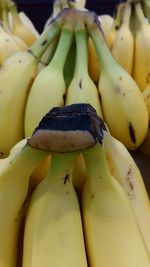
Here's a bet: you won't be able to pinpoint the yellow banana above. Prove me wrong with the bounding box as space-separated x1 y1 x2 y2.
104 131 150 256
133 2 150 91
88 15 113 83
66 22 103 119
87 13 148 149
0 139 49 267
112 2 134 75
24 24 73 137
82 141 150 267
110 2 125 46
8 0 37 46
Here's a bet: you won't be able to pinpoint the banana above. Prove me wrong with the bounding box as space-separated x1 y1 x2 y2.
142 0 150 23
1 6 28 50
22 103 98 267
133 2 150 91
88 15 113 84
0 17 62 156
139 85 150 156
104 131 150 256
24 24 73 137
82 141 150 267
8 0 37 46
0 139 49 267
112 2 134 75
66 22 103 119
110 2 125 46
22 152 88 267
87 12 148 150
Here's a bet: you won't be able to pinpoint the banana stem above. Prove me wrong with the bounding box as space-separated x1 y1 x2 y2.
47 151 79 185
8 1 21 25
111 3 125 32
48 24 73 72
73 22 88 78
29 17 62 62
122 2 132 27
83 142 112 188
87 18 116 71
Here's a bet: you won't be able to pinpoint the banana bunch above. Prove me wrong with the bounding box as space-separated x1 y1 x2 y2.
1 103 150 267
0 0 39 64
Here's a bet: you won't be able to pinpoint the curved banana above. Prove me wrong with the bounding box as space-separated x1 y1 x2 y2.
24 24 73 137
104 131 150 256
0 140 49 267
82 142 150 267
66 22 103 119
22 152 88 267
87 14 148 150
0 19 61 156
8 1 37 46
112 2 134 75
88 15 113 83
133 2 150 91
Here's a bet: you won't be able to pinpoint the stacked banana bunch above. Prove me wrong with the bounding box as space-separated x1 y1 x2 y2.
0 0 39 64
89 0 150 156
0 0 150 266
1 102 150 267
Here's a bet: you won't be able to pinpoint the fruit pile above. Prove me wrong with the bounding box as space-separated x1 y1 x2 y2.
0 0 150 266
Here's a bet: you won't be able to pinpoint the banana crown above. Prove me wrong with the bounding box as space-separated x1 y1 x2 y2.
28 103 106 152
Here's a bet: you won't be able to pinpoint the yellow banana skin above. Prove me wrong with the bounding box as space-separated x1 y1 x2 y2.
22 152 88 267
82 143 150 267
112 3 134 75
104 131 150 256
133 2 150 91
0 142 48 267
0 51 37 157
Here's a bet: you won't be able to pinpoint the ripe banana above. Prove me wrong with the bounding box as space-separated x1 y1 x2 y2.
8 0 37 46
112 2 134 75
110 2 125 46
0 140 49 267
22 152 88 267
87 13 148 149
104 131 150 256
66 22 103 119
82 142 150 267
133 2 150 91
24 24 73 137
0 17 62 156
88 15 113 83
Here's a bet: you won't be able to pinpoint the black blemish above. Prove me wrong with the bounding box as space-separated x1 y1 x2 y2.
98 176 102 179
64 174 70 184
79 79 82 89
129 123 136 144
18 60 22 63
123 93 126 96
91 194 94 198
119 77 122 81
0 152 4 156
115 25 119 30
41 39 48 46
